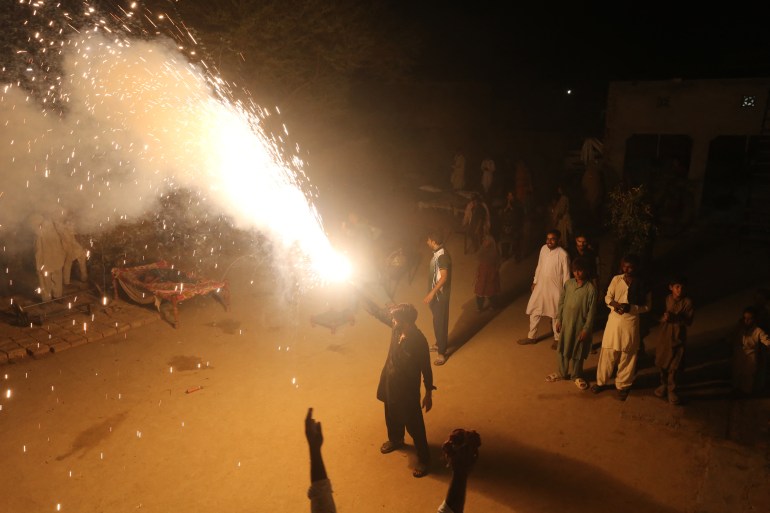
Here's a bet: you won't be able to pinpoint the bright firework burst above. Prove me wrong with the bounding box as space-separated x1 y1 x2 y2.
0 0 351 287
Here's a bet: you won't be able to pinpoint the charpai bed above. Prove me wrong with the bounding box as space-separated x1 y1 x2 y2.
111 260 230 328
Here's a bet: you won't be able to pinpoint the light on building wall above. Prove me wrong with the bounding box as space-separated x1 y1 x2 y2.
741 95 756 108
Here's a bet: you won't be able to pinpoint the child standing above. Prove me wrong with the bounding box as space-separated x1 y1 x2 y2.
732 306 770 396
654 276 694 405
545 257 597 390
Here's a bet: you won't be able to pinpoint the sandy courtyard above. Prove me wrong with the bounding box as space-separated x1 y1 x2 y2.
2 213 770 513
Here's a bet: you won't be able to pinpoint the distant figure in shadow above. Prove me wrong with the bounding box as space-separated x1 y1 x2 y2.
450 151 466 191
498 190 524 261
473 234 501 312
462 193 490 255
480 157 496 199
550 185 572 244
567 233 599 291
514 160 534 255
731 306 770 396
305 408 337 513
653 276 694 405
438 428 482 513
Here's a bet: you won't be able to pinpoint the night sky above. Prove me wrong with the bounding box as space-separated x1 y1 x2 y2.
410 4 770 84
371 4 770 137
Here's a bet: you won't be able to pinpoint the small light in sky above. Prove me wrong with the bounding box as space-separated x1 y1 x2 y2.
566 89 572 95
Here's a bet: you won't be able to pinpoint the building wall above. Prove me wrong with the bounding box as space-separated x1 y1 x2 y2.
603 78 770 212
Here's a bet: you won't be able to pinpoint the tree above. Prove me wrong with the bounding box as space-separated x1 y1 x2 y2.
606 184 657 264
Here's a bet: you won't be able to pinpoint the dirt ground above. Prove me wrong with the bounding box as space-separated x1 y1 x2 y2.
2 188 770 513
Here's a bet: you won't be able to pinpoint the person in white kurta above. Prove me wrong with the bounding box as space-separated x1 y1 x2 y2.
550 186 572 243
518 230 570 345
29 214 66 302
593 255 651 399
450 152 466 191
54 217 88 285
480 158 495 197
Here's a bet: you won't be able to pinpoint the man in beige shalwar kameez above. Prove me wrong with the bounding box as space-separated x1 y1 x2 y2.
592 255 651 400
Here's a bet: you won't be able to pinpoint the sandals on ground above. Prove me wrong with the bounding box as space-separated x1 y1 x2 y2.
545 373 563 382
380 440 403 454
574 378 589 390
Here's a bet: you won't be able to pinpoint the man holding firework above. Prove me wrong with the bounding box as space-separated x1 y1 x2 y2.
368 301 435 478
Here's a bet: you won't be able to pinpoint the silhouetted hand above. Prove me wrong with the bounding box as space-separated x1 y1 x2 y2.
305 408 323 452
442 429 481 473
422 392 433 413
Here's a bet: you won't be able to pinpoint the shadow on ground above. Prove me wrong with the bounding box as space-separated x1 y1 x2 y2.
446 257 534 358
469 439 682 513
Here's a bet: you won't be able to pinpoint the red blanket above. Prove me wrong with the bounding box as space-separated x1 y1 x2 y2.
111 260 229 326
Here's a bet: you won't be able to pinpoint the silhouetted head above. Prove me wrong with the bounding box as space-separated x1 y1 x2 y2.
390 303 418 327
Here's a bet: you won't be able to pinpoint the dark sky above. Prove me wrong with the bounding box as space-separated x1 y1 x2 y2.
409 4 770 85
382 3 770 134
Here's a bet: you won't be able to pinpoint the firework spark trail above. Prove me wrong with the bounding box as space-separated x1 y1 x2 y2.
1 0 350 285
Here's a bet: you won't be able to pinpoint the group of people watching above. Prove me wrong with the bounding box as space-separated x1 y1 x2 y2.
518 228 770 403
321 158 769 511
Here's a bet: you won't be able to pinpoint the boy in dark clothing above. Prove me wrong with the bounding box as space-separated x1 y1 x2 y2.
654 276 694 405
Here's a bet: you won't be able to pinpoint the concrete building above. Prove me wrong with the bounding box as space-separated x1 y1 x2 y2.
603 78 770 224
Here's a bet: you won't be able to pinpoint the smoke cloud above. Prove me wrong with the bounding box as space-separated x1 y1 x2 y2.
1 14 346 285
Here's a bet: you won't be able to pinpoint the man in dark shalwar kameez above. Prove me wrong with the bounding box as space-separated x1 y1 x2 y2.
370 302 435 478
